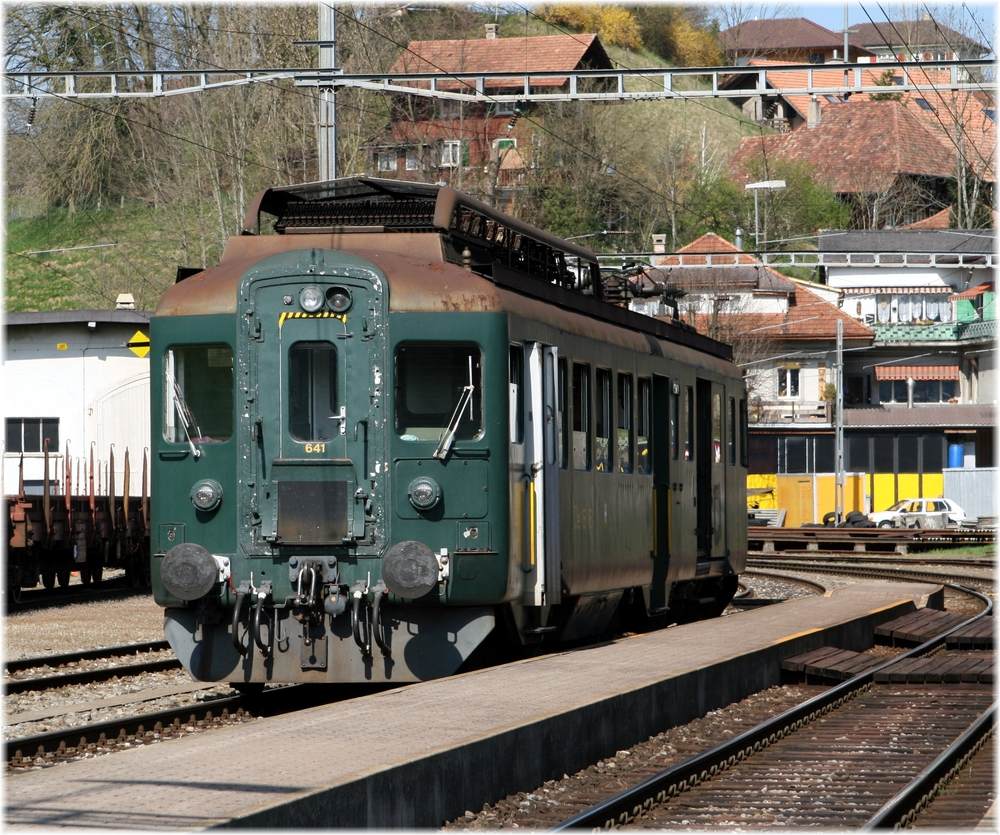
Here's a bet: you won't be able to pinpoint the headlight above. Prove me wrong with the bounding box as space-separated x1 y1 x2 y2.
407 476 441 511
299 285 324 313
326 286 353 313
191 479 223 511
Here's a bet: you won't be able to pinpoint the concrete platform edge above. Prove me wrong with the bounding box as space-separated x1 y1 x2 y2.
223 593 934 829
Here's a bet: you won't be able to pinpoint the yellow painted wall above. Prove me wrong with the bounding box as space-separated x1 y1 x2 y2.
749 471 947 525
872 473 897 511
922 473 944 498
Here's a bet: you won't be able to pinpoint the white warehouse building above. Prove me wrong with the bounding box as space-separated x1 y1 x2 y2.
3 308 151 497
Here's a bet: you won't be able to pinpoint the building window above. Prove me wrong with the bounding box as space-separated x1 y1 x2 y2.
491 99 517 116
376 151 396 172
5 417 59 454
777 367 800 398
440 140 462 168
879 380 909 404
438 99 462 119
404 147 421 171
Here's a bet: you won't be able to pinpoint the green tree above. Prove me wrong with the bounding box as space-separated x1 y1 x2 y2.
869 69 904 101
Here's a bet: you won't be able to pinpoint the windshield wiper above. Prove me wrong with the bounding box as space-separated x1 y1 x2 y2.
170 377 203 459
433 356 475 461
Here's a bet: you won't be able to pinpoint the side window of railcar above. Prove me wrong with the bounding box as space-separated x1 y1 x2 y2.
670 386 679 461
739 398 748 467
637 378 651 474
617 373 633 473
595 369 612 472
728 396 737 465
572 363 591 470
558 358 568 469
509 346 524 444
163 344 233 443
289 341 338 442
395 343 482 442
684 385 694 461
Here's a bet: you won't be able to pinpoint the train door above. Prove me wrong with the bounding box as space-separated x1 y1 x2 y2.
695 378 712 557
650 375 671 610
710 383 727 557
522 342 561 607
242 270 386 553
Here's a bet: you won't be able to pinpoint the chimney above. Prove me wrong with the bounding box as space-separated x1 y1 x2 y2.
735 227 744 249
115 293 136 310
485 23 498 39
651 234 667 254
807 95 821 128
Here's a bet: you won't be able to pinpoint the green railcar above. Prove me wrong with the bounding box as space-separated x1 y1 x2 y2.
151 178 747 685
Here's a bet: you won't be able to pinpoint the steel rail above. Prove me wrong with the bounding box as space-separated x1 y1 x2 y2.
6 693 245 764
6 640 169 674
5 658 181 695
864 702 996 829
746 558 994 589
552 572 991 830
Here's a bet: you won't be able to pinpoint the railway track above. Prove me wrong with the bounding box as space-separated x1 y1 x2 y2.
548 567 993 830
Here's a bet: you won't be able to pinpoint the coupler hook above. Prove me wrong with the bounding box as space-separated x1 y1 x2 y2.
231 582 251 655
252 581 274 656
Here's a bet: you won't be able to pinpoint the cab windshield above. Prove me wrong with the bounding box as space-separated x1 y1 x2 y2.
163 344 234 443
395 343 482 442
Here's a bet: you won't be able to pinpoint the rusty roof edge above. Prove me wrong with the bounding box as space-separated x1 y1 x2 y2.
432 185 598 262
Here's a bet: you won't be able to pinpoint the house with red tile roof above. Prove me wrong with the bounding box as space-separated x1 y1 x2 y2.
365 27 612 203
718 17 873 64
728 98 992 227
851 19 988 63
625 232 873 428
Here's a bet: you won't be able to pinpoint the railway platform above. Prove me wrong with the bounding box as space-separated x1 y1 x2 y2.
5 580 941 830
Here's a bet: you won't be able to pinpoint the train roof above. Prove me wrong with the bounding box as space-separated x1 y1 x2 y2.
164 177 733 362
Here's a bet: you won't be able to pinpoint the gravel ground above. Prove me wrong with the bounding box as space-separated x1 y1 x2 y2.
444 683 829 830
4 593 164 660
736 573 826 600
5 648 174 681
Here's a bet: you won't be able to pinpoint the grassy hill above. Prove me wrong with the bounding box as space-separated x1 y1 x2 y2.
5 203 225 313
6 17 760 313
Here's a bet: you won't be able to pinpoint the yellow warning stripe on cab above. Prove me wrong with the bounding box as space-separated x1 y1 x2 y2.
278 311 348 329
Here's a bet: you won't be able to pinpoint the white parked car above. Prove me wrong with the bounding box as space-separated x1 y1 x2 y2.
869 498 971 529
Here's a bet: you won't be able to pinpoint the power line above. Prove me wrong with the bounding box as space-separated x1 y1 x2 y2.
920 3 994 99
510 1 780 233
329 3 725 231
960 3 995 55
859 3 994 178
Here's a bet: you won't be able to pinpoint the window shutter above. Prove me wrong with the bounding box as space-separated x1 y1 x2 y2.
461 140 469 166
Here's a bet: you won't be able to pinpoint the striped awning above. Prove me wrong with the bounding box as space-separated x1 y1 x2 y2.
874 364 960 381
842 286 953 295
952 282 993 300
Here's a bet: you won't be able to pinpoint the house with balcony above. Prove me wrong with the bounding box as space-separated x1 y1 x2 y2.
365 26 613 205
630 229 996 522
815 228 996 513
850 18 989 63
718 17 873 64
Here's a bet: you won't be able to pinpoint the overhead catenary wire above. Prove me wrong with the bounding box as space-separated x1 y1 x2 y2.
327 3 728 232
511 1 781 234
860 3 994 178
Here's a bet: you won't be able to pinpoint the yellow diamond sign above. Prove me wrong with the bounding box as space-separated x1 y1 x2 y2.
127 330 150 358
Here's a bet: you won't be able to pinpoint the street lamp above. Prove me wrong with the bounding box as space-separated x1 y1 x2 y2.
744 179 786 251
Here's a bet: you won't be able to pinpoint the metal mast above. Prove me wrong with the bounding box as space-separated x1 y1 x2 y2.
834 319 845 525
317 4 337 180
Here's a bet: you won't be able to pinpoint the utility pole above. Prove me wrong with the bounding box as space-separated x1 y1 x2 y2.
317 4 337 181
843 3 849 60
834 319 845 525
